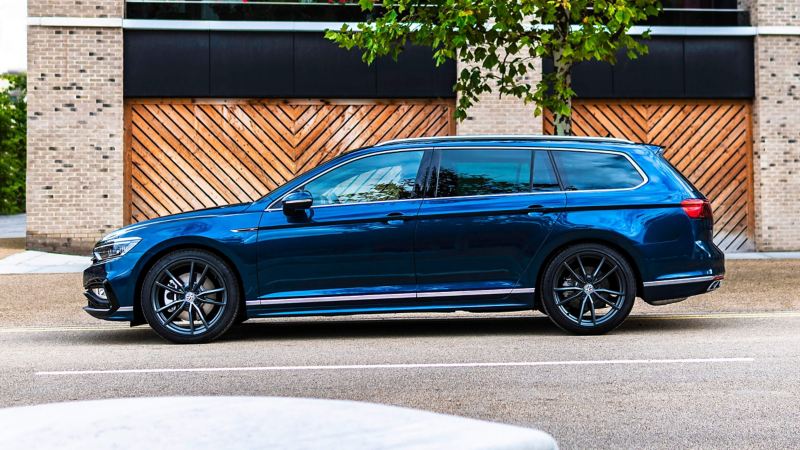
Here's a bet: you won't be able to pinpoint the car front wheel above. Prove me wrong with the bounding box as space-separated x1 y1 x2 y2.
141 249 240 344
540 244 636 334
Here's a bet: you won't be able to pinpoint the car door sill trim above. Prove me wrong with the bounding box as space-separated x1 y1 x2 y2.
642 275 720 287
246 288 535 306
417 287 535 298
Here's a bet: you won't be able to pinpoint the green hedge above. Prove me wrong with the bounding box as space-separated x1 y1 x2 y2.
0 73 26 215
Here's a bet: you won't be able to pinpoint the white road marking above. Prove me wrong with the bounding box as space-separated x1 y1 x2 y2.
36 357 754 376
4 311 800 334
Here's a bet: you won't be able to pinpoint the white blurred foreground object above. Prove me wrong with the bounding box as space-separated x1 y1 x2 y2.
0 396 558 450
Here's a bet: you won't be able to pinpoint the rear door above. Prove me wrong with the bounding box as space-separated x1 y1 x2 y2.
414 148 566 299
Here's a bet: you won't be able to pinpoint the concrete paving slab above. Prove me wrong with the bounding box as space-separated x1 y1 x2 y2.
725 251 800 260
0 396 558 450
0 250 90 274
0 245 796 275
0 214 24 238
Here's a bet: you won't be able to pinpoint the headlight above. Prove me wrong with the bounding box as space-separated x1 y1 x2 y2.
92 237 141 263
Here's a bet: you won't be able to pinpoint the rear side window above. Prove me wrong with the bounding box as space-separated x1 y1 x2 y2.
552 150 643 190
436 149 531 197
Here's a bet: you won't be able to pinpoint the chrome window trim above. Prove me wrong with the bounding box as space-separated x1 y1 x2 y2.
265 145 649 211
544 147 649 192
642 275 718 287
246 287 535 306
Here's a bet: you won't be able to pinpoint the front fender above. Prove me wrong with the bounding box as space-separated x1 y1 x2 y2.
102 211 263 314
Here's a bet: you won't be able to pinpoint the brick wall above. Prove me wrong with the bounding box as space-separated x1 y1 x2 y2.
27 0 124 254
750 0 799 26
751 38 800 250
456 58 544 135
750 0 800 250
28 0 122 18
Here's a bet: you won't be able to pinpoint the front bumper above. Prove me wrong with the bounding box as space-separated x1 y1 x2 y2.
641 274 724 305
83 263 134 321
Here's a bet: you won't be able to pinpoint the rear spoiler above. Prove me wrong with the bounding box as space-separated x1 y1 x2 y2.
644 144 665 155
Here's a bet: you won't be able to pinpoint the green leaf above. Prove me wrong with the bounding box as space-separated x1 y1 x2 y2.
320 0 660 130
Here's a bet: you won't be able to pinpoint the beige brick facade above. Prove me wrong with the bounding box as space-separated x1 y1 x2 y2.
750 0 800 250
28 0 122 18
27 0 124 254
456 58 544 135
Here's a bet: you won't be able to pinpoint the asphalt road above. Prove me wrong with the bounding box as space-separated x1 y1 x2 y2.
1 257 799 449
1 312 799 448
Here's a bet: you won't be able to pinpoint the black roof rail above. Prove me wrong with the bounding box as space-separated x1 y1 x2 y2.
374 135 635 147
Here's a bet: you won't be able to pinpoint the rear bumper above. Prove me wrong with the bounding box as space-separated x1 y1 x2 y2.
641 274 724 304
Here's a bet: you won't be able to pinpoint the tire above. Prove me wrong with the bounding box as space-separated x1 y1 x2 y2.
141 249 240 344
539 243 636 335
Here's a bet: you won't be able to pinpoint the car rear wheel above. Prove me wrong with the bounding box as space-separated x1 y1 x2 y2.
141 249 240 344
540 244 636 334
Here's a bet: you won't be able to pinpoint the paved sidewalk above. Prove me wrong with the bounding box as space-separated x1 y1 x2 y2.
0 250 90 274
726 252 800 259
0 247 799 275
0 214 25 238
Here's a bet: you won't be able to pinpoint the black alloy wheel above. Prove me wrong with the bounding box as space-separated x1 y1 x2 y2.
539 244 636 334
141 249 240 344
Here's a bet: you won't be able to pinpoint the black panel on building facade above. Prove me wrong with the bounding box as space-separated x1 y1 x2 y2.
568 60 614 98
124 31 210 97
293 33 378 98
375 45 455 98
125 30 457 99
613 38 685 98
542 37 754 99
684 38 754 98
209 32 294 97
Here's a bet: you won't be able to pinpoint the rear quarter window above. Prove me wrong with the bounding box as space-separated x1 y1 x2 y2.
552 150 644 190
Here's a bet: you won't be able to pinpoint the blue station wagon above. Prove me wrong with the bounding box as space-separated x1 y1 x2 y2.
84 136 725 343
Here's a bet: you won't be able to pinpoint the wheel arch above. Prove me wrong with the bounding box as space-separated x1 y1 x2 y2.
131 238 247 326
533 236 644 305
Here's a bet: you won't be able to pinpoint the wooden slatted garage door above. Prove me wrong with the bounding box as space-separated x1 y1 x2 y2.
124 99 455 223
544 99 754 252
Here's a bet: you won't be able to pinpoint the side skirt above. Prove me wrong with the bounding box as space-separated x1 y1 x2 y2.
245 292 534 318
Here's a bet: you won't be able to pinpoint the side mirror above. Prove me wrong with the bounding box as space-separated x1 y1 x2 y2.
282 191 313 214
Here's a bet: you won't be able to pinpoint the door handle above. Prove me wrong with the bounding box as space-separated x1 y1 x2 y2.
385 212 406 225
525 204 546 216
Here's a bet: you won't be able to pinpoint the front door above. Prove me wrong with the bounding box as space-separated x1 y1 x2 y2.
256 149 429 304
415 148 566 299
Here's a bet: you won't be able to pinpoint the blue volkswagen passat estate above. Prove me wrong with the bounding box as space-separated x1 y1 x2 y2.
84 136 724 343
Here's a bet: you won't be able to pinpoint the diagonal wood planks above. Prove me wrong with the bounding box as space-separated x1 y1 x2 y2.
126 99 455 223
544 100 754 252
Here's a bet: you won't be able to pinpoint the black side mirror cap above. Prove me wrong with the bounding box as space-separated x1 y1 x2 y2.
282 191 313 214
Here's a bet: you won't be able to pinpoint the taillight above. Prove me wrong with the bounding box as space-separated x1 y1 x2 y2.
681 199 713 225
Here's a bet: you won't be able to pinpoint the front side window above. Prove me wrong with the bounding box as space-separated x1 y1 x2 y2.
436 149 532 197
552 150 644 190
303 151 424 206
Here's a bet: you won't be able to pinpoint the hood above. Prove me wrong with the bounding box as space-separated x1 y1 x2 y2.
100 203 251 242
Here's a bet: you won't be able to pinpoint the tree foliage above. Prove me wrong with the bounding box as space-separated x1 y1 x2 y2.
0 72 26 215
326 0 660 135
